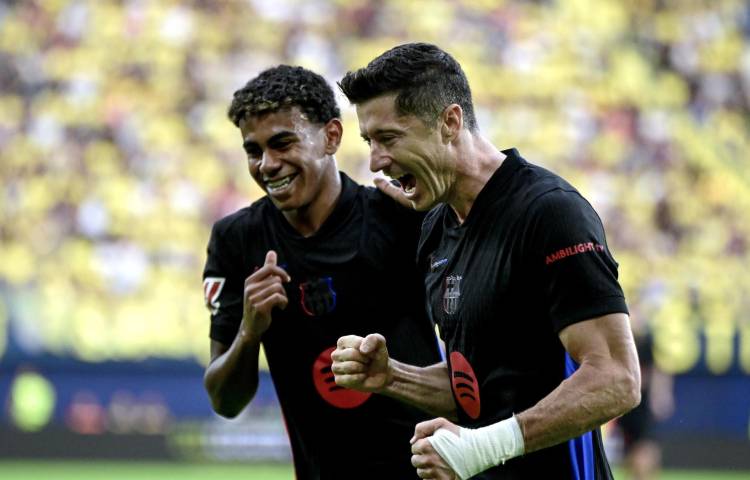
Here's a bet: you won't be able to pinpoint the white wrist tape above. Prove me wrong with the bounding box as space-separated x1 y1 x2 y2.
427 416 525 480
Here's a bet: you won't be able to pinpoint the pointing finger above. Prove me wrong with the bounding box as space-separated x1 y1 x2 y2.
252 250 290 282
265 250 277 266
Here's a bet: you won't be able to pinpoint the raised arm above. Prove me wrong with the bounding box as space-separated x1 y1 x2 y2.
332 334 457 420
203 251 290 418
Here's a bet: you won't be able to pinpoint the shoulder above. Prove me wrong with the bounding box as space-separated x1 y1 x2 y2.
523 186 603 234
211 197 271 238
504 159 595 221
520 187 603 241
501 160 606 241
528 187 590 214
360 181 394 209
361 182 426 226
515 160 579 202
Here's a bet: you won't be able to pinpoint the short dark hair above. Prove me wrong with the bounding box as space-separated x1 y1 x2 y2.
228 65 340 127
339 43 477 131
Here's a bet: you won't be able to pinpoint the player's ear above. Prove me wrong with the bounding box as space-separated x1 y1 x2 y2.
440 104 462 143
324 118 343 154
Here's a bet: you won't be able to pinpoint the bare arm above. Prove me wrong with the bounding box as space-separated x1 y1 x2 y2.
203 332 262 418
203 251 289 418
384 358 457 420
332 334 458 420
517 312 641 453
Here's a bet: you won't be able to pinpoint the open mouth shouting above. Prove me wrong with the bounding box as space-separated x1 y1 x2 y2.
395 173 417 197
265 173 298 194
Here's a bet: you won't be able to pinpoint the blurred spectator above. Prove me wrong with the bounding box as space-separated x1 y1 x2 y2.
0 0 747 378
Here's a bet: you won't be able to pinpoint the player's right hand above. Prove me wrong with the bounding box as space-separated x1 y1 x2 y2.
331 333 392 392
411 418 460 479
241 250 290 338
374 177 414 209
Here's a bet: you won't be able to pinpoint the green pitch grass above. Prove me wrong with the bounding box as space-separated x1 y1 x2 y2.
0 461 291 480
0 461 747 479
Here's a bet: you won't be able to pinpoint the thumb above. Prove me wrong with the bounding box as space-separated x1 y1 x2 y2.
360 333 386 356
411 418 450 444
265 250 278 267
374 178 412 209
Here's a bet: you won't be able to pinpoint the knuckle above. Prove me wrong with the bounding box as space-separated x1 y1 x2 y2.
335 361 349 374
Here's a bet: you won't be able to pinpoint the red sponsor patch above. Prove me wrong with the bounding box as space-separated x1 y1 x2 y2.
450 351 480 419
312 347 371 409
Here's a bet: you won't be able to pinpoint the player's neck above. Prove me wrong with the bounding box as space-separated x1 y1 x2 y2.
449 138 505 224
283 169 342 237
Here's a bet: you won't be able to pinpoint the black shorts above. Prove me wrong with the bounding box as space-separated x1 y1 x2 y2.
618 390 654 451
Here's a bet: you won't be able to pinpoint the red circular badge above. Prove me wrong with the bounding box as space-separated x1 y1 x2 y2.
450 351 480 419
312 347 371 409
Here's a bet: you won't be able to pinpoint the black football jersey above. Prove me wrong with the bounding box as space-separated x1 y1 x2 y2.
203 173 441 480
419 149 627 479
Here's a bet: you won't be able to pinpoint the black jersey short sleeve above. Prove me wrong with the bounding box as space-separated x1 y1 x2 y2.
525 189 628 333
203 219 245 346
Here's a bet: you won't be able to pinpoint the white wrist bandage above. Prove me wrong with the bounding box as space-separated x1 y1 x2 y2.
427 416 525 480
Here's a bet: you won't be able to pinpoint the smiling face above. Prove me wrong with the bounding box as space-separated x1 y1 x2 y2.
356 94 455 211
239 107 340 215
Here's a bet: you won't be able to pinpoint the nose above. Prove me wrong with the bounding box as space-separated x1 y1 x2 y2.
259 150 282 175
369 143 391 173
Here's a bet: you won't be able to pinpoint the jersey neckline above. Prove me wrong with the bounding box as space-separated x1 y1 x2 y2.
444 148 525 230
270 171 359 241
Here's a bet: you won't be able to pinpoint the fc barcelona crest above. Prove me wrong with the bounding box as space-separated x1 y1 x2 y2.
443 275 462 315
299 276 337 317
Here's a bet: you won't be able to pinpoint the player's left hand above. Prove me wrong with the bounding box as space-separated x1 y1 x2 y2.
410 418 461 479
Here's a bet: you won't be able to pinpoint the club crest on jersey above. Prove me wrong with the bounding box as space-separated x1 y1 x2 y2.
203 277 226 315
443 275 463 315
299 277 337 317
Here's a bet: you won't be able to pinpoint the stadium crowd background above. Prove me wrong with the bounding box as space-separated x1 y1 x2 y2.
0 0 749 455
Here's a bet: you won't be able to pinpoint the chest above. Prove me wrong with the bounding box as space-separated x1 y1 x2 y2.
425 219 521 334
240 216 422 347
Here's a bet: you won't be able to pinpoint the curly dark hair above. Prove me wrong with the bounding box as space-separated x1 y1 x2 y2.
228 65 340 127
339 43 477 131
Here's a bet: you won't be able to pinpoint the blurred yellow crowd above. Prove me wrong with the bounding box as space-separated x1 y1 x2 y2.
0 0 748 372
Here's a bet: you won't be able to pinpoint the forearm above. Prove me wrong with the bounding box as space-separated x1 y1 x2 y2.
204 330 262 418
517 360 640 453
382 360 458 420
